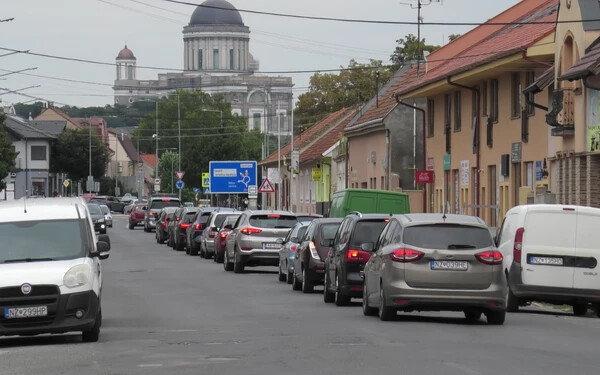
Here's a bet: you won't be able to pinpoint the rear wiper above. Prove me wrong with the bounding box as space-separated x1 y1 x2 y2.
274 226 291 229
447 244 477 249
3 257 55 263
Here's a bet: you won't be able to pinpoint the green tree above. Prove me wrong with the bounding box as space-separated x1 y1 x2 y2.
390 33 439 70
158 150 178 193
448 34 462 42
0 113 19 190
50 129 109 182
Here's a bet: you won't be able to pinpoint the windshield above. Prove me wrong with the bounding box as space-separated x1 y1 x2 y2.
350 220 388 248
0 219 87 263
87 204 102 215
100 206 110 215
249 215 298 229
150 200 181 209
403 224 493 250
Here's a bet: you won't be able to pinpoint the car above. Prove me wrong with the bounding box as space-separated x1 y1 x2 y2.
155 207 178 244
184 207 221 256
323 213 390 306
122 198 138 214
90 195 126 213
99 204 113 228
128 203 147 230
213 215 240 263
0 197 110 342
291 218 342 293
172 207 199 251
329 189 410 217
295 213 323 222
144 195 181 232
362 214 506 324
224 211 298 273
167 207 185 248
87 203 108 234
496 204 600 317
199 209 238 258
278 222 310 284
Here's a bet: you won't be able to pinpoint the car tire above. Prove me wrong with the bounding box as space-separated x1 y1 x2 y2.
129 223 134 230
506 284 519 313
596 304 600 318
176 237 184 251
302 266 314 294
334 273 350 306
224 250 234 271
323 271 335 303
486 310 506 325
278 261 287 282
573 302 588 316
159 234 165 245
378 287 395 321
233 248 245 274
190 243 198 256
215 251 224 264
464 311 482 323
82 308 101 343
362 285 377 316
292 269 302 291
185 243 190 255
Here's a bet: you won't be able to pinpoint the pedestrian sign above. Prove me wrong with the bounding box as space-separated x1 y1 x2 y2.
193 187 200 194
203 187 210 194
202 172 210 187
258 178 275 193
176 180 185 190
176 171 185 180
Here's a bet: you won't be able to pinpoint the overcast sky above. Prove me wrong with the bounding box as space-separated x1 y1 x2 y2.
1 0 521 109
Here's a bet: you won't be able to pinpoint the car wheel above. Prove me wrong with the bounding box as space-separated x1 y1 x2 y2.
224 250 233 271
190 242 198 256
334 273 350 306
486 310 506 325
216 251 224 264
362 284 377 316
278 260 286 282
199 245 206 258
378 286 395 321
82 308 101 343
323 271 335 303
506 284 519 312
233 248 245 274
144 225 150 233
291 268 302 291
302 266 314 294
176 237 184 251
596 304 600 318
129 223 134 230
159 234 165 244
573 302 588 316
464 311 482 323
185 242 191 255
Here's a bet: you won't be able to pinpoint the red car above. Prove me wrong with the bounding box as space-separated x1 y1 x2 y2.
129 203 147 230
213 215 239 263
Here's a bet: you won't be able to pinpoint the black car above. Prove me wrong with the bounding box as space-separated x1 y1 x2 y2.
292 218 342 293
172 207 199 251
87 203 108 234
323 213 389 306
155 207 178 244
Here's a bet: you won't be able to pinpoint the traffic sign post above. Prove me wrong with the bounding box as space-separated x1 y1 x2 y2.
193 187 200 194
176 180 185 190
154 177 161 185
63 180 70 188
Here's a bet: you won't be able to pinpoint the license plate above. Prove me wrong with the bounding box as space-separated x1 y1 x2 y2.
4 306 48 319
430 260 468 271
529 256 564 266
263 243 281 249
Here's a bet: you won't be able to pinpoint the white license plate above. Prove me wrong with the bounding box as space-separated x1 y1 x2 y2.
4 306 48 319
529 256 564 266
430 260 468 271
263 243 281 249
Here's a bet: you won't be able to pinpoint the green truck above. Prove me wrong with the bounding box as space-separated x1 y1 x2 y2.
328 189 410 218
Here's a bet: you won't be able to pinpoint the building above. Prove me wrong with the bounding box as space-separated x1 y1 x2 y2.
113 0 293 138
397 0 558 226
34 107 83 130
107 129 142 196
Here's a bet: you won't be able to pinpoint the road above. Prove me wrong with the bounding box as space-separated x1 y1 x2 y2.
1 215 599 375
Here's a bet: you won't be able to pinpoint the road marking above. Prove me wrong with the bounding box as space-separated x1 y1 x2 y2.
445 362 482 375
137 364 164 368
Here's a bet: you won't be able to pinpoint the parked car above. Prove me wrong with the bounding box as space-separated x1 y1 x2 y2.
172 207 199 251
99 204 113 228
295 213 323 222
278 222 310 284
90 195 126 213
128 203 147 230
323 213 390 306
199 209 238 258
328 189 410 218
292 218 342 293
213 215 241 263
0 197 110 342
145 195 181 232
224 211 298 273
87 203 108 234
362 214 506 324
184 207 221 256
497 204 600 317
155 207 178 244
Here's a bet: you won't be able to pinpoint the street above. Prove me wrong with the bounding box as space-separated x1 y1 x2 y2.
1 215 599 375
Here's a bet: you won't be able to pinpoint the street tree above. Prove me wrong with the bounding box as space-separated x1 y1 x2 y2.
51 129 109 182
0 113 19 190
158 150 178 193
390 33 439 69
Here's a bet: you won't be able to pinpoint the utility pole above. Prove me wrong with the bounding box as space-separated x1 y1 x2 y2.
277 101 281 211
399 0 441 75
177 94 181 200
155 100 159 181
88 116 92 194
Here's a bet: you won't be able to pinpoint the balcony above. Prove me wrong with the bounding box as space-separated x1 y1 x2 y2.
546 88 575 136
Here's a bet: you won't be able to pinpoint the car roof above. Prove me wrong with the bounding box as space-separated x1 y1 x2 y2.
0 197 87 223
311 218 343 225
393 213 487 227
346 213 391 221
245 210 296 216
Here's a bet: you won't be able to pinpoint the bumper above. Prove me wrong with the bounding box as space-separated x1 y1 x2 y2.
205 239 215 254
340 271 365 298
93 222 106 232
145 220 156 229
239 249 279 267
0 290 99 337
307 259 326 283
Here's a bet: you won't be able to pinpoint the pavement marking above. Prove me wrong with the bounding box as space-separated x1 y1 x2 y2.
445 361 482 375
205 357 239 362
137 364 164 368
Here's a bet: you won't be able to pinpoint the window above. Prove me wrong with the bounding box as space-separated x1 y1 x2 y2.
454 91 462 132
482 81 488 117
238 49 241 69
213 49 219 69
30 145 46 161
198 49 203 70
229 49 234 70
116 65 120 80
472 86 479 120
525 71 535 116
427 99 434 138
444 94 452 153
490 79 499 122
511 72 521 118
278 113 285 132
252 113 261 131
404 224 493 249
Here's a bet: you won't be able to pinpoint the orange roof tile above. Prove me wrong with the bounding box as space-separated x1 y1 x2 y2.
300 108 358 162
140 154 157 167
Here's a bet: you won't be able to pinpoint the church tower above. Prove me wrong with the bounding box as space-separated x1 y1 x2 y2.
116 45 137 80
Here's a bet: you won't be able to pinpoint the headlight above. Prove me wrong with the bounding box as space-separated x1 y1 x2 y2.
63 264 91 288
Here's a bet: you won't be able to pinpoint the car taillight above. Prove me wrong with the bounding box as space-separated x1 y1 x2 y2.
309 242 320 260
162 221 167 228
195 223 201 230
241 227 262 235
514 227 524 264
475 250 503 265
219 232 229 239
148 212 155 217
176 217 180 221
346 249 371 263
389 248 424 263
209 229 216 238
180 223 190 229
290 244 298 252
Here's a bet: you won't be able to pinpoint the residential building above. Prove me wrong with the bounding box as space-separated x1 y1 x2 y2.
107 129 141 195
34 107 83 130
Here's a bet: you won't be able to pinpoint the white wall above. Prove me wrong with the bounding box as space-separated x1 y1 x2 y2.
13 139 50 171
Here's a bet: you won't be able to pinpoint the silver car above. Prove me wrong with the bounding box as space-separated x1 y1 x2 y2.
200 209 238 258
362 214 507 324
99 204 113 228
224 210 298 273
278 222 310 284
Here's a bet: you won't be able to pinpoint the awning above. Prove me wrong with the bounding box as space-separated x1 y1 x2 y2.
558 39 600 81
523 66 554 94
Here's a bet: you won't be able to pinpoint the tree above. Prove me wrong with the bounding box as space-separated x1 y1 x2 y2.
390 33 439 70
51 129 109 182
158 151 178 193
448 34 462 42
0 113 19 190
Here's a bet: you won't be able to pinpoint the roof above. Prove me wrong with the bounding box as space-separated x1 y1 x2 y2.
300 108 358 162
108 128 139 162
34 107 83 130
559 37 600 81
398 0 558 96
117 45 136 60
0 197 86 223
524 65 554 93
28 120 67 137
4 115 57 139
140 154 157 167
396 213 487 227
189 0 244 26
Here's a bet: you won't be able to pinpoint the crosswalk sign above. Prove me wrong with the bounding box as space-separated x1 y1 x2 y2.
202 172 210 188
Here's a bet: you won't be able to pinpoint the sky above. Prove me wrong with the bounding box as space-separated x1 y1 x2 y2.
0 0 521 109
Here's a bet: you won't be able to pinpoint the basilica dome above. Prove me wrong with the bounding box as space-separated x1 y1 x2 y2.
189 0 244 26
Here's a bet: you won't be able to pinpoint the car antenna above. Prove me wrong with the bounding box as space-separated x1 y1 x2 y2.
23 190 28 213
442 200 447 221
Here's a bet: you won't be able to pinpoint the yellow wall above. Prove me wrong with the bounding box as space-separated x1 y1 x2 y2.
347 129 388 190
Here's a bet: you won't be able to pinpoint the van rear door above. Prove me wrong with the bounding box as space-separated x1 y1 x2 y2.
573 208 600 290
522 207 576 288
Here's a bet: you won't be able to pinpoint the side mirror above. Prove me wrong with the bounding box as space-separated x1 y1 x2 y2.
321 238 334 247
97 234 111 250
276 238 284 245
361 242 374 252
92 241 110 260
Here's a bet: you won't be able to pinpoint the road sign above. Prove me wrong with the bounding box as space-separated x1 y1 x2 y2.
415 170 434 184
176 180 185 190
193 187 200 194
153 184 160 192
154 177 161 185
176 171 185 180
203 187 210 194
209 161 257 194
248 185 257 195
63 180 70 188
258 178 275 193
202 172 210 188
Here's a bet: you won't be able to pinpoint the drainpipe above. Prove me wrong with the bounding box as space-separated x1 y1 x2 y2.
521 50 551 111
345 138 349 189
394 95 426 213
386 129 391 190
447 78 481 217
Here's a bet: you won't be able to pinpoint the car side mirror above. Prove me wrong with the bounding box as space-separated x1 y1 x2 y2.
97 234 111 250
321 238 334 247
92 241 110 260
361 242 374 252
276 238 284 245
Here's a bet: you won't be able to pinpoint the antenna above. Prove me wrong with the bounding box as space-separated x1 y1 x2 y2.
398 0 442 75
24 190 28 213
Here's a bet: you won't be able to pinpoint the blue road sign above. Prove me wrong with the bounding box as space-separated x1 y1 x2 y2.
209 161 257 194
176 180 185 190
193 187 200 194
203 188 210 194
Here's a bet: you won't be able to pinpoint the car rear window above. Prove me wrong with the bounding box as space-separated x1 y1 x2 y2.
320 223 340 240
403 224 493 250
183 211 197 223
150 199 180 209
214 214 235 228
249 214 298 229
350 220 388 247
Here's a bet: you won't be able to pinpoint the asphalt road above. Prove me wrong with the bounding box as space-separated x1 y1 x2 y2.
1 215 599 375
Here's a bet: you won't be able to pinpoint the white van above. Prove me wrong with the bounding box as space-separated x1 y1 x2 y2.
496 204 600 316
0 198 110 342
